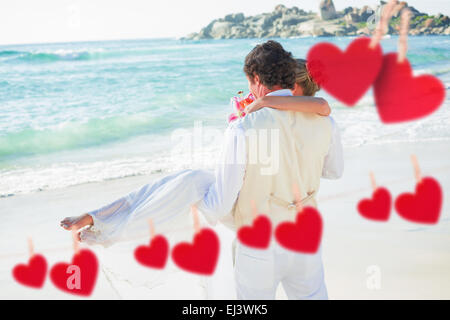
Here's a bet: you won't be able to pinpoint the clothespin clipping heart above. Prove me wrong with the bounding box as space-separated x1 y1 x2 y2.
237 200 272 249
171 206 220 275
12 237 48 289
374 9 445 123
394 155 442 224
49 229 98 296
274 184 323 254
134 219 169 269
306 0 400 106
357 172 392 222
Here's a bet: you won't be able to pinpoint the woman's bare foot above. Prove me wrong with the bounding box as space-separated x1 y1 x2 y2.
60 214 93 231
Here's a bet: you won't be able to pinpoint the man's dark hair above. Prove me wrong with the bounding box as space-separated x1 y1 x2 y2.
244 40 297 90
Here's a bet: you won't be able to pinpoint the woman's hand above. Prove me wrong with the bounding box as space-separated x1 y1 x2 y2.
244 98 265 114
316 98 331 116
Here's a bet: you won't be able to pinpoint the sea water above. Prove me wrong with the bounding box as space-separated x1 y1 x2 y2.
0 36 449 196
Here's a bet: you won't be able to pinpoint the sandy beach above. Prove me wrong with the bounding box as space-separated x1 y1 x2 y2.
1 140 449 300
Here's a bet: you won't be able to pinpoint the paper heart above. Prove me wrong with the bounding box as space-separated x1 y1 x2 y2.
237 215 272 249
275 207 323 254
357 187 392 222
134 235 169 269
171 228 219 275
12 254 47 289
307 37 383 106
374 53 445 123
395 177 442 224
50 249 98 296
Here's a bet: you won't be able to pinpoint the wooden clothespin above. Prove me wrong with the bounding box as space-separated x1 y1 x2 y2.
192 205 201 234
370 171 378 191
148 219 155 239
27 236 34 258
410 155 422 183
71 228 80 255
250 200 258 220
369 0 398 49
397 9 411 63
292 183 304 213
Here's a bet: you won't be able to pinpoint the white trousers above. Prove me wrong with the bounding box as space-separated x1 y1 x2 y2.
234 241 328 300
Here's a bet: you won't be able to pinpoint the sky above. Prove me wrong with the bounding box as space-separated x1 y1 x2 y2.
0 0 449 45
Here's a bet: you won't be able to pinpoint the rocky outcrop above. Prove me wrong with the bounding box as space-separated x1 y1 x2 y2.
344 6 374 23
320 0 337 20
183 1 450 40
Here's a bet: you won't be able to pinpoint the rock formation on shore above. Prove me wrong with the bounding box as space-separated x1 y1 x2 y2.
183 1 450 40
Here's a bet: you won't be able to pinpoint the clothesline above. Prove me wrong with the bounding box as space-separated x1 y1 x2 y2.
1 163 449 261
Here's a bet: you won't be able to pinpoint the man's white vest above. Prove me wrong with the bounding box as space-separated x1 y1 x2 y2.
228 103 332 230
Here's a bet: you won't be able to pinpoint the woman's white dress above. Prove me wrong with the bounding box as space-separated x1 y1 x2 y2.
80 122 247 246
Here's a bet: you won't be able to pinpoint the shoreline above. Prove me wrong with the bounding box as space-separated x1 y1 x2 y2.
2 34 450 49
3 138 450 199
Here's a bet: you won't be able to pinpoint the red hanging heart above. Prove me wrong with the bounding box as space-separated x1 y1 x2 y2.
12 254 47 289
237 215 272 249
395 177 442 224
274 207 323 254
171 228 219 275
307 37 383 106
50 249 98 296
134 235 169 269
374 53 445 123
357 187 392 222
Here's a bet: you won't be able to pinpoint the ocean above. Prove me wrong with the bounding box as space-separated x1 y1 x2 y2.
0 36 449 197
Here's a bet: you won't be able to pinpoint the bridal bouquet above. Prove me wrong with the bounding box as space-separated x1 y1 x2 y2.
228 91 255 123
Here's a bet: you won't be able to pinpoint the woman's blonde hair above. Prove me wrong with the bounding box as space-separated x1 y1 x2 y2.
294 59 320 96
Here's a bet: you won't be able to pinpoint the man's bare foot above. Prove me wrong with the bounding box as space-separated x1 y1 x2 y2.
60 214 93 231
